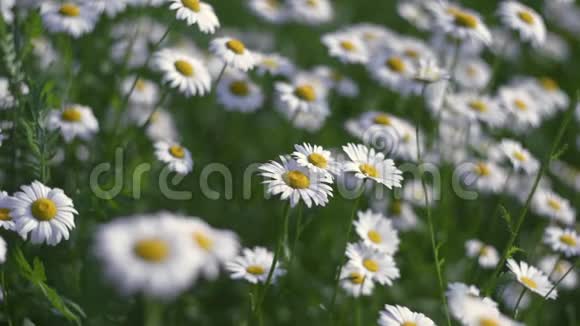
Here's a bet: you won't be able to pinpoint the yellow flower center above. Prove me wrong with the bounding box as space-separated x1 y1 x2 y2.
513 151 527 161
373 114 392 125
31 198 57 221
556 262 566 274
452 10 478 28
306 0 318 7
135 79 147 92
386 57 405 73
169 145 186 159
262 58 279 69
307 153 328 168
174 60 194 77
389 200 402 216
226 39 246 55
474 162 491 176
539 77 558 91
0 208 11 221
58 4 81 17
479 318 500 326
404 49 419 59
402 322 417 326
359 164 379 178
266 0 280 8
362 259 379 272
367 230 382 244
479 246 490 256
349 272 364 284
134 239 169 262
514 99 528 111
466 66 478 77
246 265 265 275
229 80 250 96
469 100 488 113
518 10 535 25
294 85 317 102
193 231 213 251
520 276 538 289
284 170 311 189
181 0 201 12
559 234 577 247
61 108 82 122
547 198 562 211
340 41 356 52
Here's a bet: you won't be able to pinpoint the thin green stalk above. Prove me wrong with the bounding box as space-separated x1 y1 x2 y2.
513 286 527 319
143 298 164 326
214 63 228 90
416 83 452 326
485 98 577 296
255 202 291 319
289 203 304 270
1 270 12 326
543 261 578 301
328 191 363 320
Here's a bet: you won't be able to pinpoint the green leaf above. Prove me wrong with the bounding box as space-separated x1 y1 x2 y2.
499 205 514 235
551 144 568 160
31 258 47 283
38 283 81 325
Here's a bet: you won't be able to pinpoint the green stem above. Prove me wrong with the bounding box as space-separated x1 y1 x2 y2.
143 298 164 326
289 203 303 270
543 261 578 300
485 98 576 296
513 286 527 319
1 270 12 326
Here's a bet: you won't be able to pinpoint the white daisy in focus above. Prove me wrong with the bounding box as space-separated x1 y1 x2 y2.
531 189 575 225
255 52 295 77
217 72 264 113
498 1 546 46
169 0 219 34
339 264 375 297
259 156 333 208
465 239 499 268
154 141 194 175
538 256 577 290
47 105 99 143
94 214 202 300
248 0 289 24
321 32 369 64
354 210 399 254
292 143 338 177
346 242 399 286
498 139 539 174
543 226 580 257
0 191 16 231
454 58 491 91
498 86 541 129
378 304 435 326
226 246 285 284
9 181 77 246
153 49 211 97
289 0 333 25
173 216 239 279
342 143 403 189
507 259 557 299
41 2 100 38
122 77 159 106
447 93 504 127
209 37 257 72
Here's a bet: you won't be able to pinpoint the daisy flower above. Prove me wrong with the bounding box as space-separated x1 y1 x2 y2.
339 264 375 297
153 49 211 97
169 0 219 34
462 160 506 193
313 67 359 98
498 139 539 174
414 59 449 84
248 0 289 24
255 52 295 77
345 242 399 285
507 259 557 299
522 77 569 115
538 256 577 290
154 141 194 175
122 77 160 106
289 0 333 25
447 93 504 127
342 143 403 189
460 296 520 326
446 282 499 323
454 58 491 91
397 0 434 31
94 214 202 299
9 181 77 246
368 50 419 95
354 210 400 254
402 179 437 207
274 79 329 117
41 1 100 38
259 156 333 208
291 143 338 177
465 239 500 268
93 0 128 17
47 105 99 143
543 226 580 257
209 37 257 72
145 109 179 141
378 304 435 326
216 72 264 113
498 1 546 46
172 216 239 279
380 199 419 232
498 86 542 129
0 191 16 231
432 3 492 45
531 189 575 225
321 32 369 64
226 246 285 284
